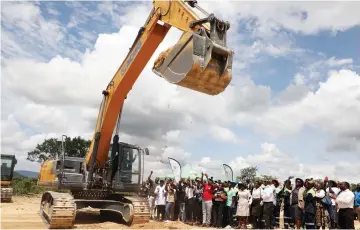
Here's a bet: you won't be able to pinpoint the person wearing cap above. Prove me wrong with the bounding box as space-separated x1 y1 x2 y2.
336 181 355 229
304 179 316 229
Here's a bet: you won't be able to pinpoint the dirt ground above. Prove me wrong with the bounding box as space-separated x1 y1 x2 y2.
1 195 359 229
0 195 201 229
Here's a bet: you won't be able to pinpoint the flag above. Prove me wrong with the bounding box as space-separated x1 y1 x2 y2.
223 164 233 181
168 157 181 183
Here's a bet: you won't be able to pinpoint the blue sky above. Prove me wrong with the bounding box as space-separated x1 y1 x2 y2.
1 1 360 182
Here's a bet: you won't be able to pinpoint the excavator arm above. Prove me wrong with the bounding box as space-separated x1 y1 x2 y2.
84 0 234 183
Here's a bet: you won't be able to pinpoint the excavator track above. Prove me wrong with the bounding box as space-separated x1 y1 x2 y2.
40 191 76 229
124 195 150 225
1 187 14 202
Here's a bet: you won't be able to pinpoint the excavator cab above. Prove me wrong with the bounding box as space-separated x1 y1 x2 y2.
1 154 17 202
153 3 233 96
107 142 149 193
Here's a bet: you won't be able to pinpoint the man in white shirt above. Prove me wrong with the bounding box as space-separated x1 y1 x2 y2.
261 180 275 229
155 179 167 221
336 181 355 229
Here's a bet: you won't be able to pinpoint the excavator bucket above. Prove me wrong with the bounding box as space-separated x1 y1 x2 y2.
153 17 233 96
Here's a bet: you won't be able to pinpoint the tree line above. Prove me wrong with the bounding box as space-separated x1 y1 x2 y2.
27 136 91 163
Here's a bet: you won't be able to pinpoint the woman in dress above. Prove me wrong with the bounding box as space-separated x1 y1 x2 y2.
314 181 329 229
236 182 252 229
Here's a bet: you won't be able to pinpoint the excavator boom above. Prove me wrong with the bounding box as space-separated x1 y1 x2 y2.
85 0 233 172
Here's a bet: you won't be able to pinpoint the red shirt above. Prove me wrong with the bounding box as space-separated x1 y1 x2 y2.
203 183 214 201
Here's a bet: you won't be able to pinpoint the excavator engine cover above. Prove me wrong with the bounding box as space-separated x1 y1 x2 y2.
153 15 233 96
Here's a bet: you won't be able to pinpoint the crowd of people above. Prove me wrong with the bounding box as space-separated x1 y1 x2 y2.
140 171 360 229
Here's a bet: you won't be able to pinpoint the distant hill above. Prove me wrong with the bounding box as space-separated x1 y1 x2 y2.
15 170 39 179
13 171 26 179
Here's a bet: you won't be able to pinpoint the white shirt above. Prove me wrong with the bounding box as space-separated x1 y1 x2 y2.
315 189 325 198
155 185 166 205
262 185 275 203
252 187 262 199
336 189 354 209
185 186 194 199
326 187 340 206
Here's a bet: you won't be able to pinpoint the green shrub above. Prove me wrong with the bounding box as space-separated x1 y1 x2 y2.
12 177 70 195
12 178 46 195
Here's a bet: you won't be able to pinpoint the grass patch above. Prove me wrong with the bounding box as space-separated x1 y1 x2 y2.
12 178 69 195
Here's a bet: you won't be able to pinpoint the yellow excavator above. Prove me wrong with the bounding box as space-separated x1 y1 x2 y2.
36 0 233 228
1 154 17 202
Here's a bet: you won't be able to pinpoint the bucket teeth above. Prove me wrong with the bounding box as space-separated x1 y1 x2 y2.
153 30 233 96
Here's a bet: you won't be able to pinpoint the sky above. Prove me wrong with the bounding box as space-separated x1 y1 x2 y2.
1 1 360 183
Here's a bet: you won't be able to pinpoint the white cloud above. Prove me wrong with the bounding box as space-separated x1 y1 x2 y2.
193 143 360 183
203 2 360 35
162 130 181 144
229 157 251 173
209 126 240 144
326 57 353 67
247 70 360 151
1 2 65 59
295 56 356 89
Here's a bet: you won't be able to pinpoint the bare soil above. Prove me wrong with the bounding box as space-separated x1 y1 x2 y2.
0 195 200 229
1 195 359 229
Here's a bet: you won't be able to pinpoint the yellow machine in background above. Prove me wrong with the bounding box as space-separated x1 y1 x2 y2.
37 0 234 228
1 154 17 202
